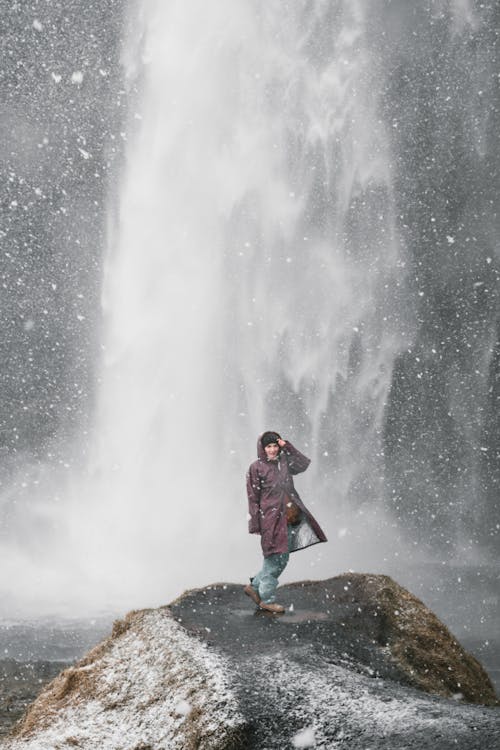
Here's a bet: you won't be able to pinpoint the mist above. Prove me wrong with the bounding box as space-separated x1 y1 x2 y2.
0 0 498 676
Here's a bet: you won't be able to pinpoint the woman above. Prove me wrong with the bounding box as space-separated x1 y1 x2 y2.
245 431 327 613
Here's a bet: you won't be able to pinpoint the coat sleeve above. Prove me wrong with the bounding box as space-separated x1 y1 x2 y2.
283 441 310 475
246 463 262 534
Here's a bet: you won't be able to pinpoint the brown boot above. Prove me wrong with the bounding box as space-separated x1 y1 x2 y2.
258 601 285 614
244 584 261 606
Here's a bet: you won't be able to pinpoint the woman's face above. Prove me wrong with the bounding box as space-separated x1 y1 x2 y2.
264 442 280 460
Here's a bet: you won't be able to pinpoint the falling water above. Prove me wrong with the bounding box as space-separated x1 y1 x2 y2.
74 0 413 607
0 0 498 618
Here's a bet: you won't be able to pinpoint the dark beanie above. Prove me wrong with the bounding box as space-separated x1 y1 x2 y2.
261 431 281 449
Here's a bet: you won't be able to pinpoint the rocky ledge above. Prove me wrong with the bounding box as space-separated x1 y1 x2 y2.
2 574 499 749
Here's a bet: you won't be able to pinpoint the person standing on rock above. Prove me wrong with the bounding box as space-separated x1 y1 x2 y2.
245 431 327 613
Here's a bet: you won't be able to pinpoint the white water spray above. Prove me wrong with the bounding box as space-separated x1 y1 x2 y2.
1 1 419 614
80 0 414 607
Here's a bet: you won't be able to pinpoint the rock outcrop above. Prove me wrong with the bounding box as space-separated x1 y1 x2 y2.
3 574 499 750
4 609 246 750
275 573 497 704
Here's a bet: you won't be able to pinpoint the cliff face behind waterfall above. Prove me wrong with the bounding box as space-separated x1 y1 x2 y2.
378 2 500 553
0 0 123 466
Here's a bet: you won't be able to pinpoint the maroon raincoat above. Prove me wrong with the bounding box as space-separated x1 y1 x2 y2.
246 436 327 557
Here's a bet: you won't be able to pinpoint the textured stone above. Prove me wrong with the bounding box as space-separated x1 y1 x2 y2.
3 575 499 750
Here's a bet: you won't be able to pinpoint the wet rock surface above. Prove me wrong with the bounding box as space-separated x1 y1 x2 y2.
169 574 500 748
2 574 499 749
171 574 498 705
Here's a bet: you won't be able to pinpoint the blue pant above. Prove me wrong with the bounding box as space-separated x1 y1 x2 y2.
251 527 292 603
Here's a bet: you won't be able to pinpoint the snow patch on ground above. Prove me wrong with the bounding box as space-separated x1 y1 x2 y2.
245 646 497 748
292 725 316 747
3 610 245 750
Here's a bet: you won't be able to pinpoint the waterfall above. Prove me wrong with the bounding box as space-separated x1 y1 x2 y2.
0 0 498 615
76 0 413 607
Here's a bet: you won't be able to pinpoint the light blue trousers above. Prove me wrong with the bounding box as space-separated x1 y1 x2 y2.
251 527 293 603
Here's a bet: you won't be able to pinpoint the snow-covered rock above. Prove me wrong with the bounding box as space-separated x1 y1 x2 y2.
4 608 245 750
3 574 499 749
